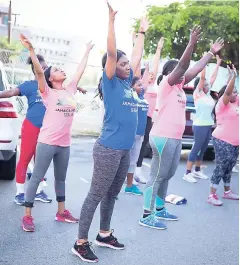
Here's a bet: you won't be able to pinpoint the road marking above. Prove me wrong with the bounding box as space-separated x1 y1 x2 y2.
80 177 89 183
142 161 150 168
17 145 34 173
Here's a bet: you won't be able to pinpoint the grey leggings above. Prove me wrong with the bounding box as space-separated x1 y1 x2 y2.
188 125 212 162
78 140 130 239
144 136 182 211
25 143 70 207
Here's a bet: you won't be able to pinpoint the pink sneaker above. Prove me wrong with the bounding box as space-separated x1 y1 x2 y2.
207 194 223 206
222 190 239 200
55 210 79 223
22 216 35 232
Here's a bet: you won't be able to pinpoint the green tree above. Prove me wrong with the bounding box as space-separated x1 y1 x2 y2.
0 37 23 64
133 1 239 68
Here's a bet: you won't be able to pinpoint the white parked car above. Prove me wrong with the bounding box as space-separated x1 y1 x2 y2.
0 62 20 180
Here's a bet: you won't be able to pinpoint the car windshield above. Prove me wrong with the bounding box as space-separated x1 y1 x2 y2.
184 88 195 108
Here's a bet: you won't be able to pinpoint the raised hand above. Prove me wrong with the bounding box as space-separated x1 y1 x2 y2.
139 17 149 33
157 37 164 49
231 64 237 77
210 38 224 55
107 1 117 20
189 25 202 45
86 41 94 51
20 34 33 50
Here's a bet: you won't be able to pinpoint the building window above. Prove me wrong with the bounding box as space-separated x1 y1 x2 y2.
66 41 70 45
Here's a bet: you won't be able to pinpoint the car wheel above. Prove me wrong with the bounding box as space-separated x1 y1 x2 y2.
0 152 17 180
203 148 215 161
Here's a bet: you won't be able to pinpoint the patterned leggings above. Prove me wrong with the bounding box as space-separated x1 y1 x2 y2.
211 137 239 189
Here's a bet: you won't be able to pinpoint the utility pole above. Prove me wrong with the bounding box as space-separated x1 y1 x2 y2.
8 0 12 44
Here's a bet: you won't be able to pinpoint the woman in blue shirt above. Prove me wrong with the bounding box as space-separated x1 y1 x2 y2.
72 2 148 263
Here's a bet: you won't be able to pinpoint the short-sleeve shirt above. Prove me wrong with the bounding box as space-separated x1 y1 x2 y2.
144 83 157 118
193 90 215 126
18 80 46 128
212 97 239 146
98 69 138 150
38 83 77 147
150 76 186 139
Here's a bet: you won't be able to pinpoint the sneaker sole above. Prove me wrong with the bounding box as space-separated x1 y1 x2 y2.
71 248 98 263
207 201 223 206
183 177 197 183
34 198 52 203
222 197 239 200
155 216 179 221
138 221 167 230
14 200 25 206
94 240 124 250
22 225 34 232
55 217 79 223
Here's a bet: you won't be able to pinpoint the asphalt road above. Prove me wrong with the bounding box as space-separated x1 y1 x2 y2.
0 137 239 265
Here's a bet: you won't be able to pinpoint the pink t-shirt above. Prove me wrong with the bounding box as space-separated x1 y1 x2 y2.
144 84 157 118
38 83 77 146
150 76 186 139
212 97 239 146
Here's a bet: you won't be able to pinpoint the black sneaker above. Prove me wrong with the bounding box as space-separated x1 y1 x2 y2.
94 230 124 250
72 241 98 263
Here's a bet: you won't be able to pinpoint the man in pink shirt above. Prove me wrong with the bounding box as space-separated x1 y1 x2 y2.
208 65 239 206
139 26 224 230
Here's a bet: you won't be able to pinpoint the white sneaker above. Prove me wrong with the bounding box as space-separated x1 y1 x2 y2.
193 170 208 180
132 178 139 186
134 167 147 184
232 166 239 173
183 173 197 183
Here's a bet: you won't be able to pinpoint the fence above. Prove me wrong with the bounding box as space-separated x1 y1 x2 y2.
0 48 104 135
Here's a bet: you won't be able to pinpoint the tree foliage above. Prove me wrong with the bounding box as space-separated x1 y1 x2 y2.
133 1 239 68
0 37 23 64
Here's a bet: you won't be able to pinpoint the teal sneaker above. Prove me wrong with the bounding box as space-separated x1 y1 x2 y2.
139 214 167 230
125 185 143 196
155 207 179 221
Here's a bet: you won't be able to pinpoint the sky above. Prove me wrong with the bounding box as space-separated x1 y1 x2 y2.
0 0 181 56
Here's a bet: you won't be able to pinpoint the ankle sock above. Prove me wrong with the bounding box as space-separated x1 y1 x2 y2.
224 190 231 194
156 207 164 212
99 232 111 238
195 166 201 172
186 170 191 175
143 213 151 218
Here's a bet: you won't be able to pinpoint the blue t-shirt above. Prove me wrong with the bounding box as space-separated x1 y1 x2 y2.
18 80 46 128
135 91 149 136
99 69 138 150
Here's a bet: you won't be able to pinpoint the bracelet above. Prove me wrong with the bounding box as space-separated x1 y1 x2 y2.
138 31 145 35
208 51 214 57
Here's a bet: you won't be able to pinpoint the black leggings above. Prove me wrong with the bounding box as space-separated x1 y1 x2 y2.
137 116 153 167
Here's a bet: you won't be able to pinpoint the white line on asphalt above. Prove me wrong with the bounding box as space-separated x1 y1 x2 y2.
142 162 150 168
80 177 89 183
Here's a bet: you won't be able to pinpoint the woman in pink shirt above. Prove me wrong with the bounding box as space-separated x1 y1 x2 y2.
19 34 94 232
207 65 239 206
135 37 164 184
139 26 224 230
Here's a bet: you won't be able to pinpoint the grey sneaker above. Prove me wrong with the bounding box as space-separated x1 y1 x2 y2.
22 216 35 232
207 194 223 206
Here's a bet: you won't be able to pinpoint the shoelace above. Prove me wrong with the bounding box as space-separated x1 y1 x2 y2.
82 242 96 254
24 216 34 224
108 229 118 243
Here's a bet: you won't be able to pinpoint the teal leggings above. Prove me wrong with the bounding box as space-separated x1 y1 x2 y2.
144 136 182 211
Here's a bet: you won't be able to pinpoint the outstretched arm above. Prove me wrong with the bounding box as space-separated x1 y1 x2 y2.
69 42 94 86
184 38 224 84
20 34 46 93
131 17 149 75
151 37 164 82
226 65 232 85
0 88 20 98
222 65 237 106
196 66 206 93
105 2 118 80
168 25 202 86
210 55 222 87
